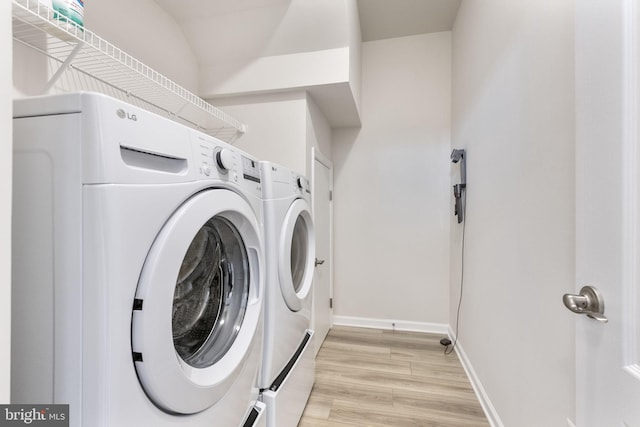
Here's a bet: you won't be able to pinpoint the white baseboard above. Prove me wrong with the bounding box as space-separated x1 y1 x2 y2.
332 315 448 334
448 327 504 427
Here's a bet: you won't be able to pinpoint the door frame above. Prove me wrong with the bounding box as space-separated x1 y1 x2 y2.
620 0 640 380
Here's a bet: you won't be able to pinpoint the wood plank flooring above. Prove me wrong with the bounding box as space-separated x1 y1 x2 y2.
298 326 489 427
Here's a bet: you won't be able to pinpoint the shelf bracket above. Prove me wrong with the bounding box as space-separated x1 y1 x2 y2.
41 41 84 94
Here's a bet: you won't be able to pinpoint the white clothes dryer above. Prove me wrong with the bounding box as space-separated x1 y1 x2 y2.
11 92 267 427
259 162 316 427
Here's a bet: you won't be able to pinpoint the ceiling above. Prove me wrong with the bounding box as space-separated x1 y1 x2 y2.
357 0 461 42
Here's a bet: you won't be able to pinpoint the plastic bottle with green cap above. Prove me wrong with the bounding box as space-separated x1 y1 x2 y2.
52 0 84 28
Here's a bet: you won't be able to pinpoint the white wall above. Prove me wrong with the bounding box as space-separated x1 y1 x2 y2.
345 0 362 114
306 95 332 170
210 91 331 178
12 42 47 97
332 32 451 327
209 92 308 174
1 0 12 404
201 47 352 98
84 0 199 92
171 0 352 65
194 0 361 128
451 0 575 425
176 0 357 70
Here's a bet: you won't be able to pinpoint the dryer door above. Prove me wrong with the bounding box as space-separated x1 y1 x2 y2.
278 198 316 311
131 189 263 415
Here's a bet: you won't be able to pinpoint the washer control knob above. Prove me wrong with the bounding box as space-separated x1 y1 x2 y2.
202 165 211 176
216 148 234 171
296 176 305 190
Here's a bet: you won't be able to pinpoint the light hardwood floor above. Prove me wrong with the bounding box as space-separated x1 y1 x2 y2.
299 326 489 427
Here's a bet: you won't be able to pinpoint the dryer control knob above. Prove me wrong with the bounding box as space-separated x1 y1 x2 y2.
296 177 305 190
216 149 234 171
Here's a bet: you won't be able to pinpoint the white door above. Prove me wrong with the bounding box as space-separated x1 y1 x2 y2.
312 148 332 355
574 0 640 424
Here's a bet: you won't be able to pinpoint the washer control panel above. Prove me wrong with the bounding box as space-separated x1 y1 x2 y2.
242 156 260 184
197 141 234 181
194 133 261 195
215 148 235 172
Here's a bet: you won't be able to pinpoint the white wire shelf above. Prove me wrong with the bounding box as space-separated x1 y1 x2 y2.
12 0 246 142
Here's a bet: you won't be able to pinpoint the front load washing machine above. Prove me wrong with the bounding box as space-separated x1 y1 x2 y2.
11 92 266 427
259 161 316 427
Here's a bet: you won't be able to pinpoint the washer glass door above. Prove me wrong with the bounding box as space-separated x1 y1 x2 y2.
290 215 309 293
131 189 263 415
173 216 248 368
278 198 315 312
